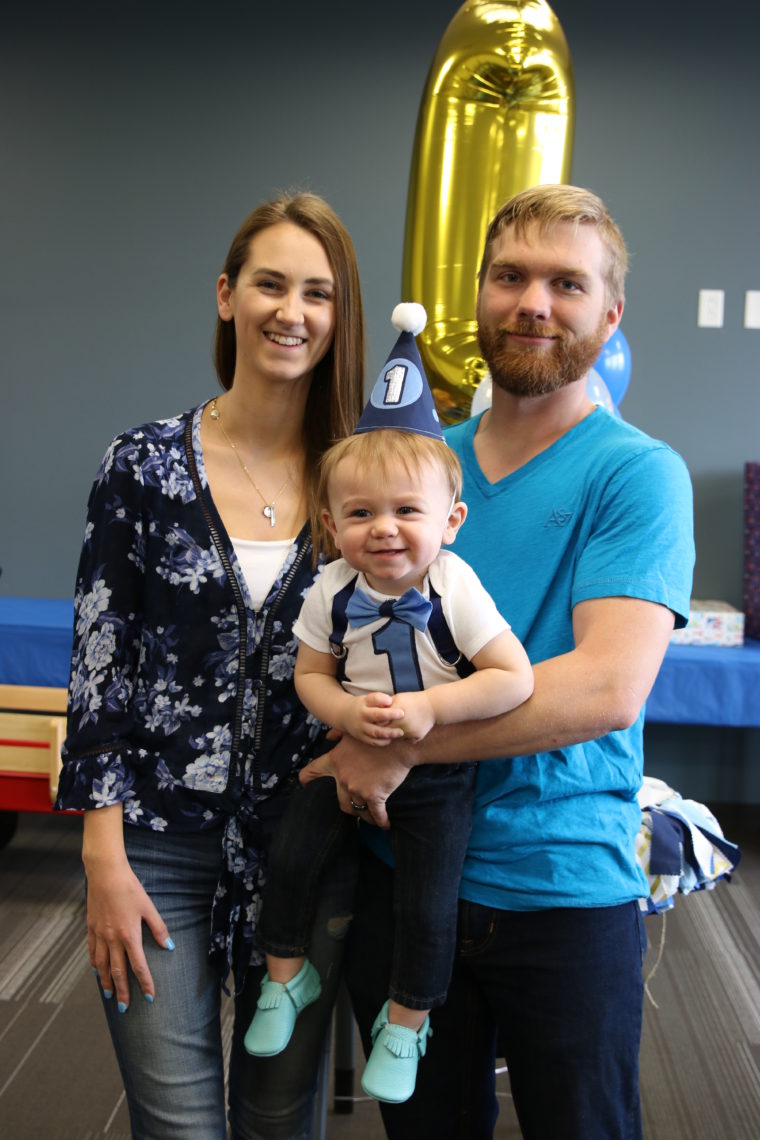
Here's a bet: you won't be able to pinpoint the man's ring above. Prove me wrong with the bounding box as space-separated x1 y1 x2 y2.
350 800 368 811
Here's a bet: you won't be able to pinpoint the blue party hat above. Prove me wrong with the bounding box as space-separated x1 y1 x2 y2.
354 304 443 440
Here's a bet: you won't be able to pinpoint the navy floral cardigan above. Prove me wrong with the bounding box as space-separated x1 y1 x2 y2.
56 403 327 991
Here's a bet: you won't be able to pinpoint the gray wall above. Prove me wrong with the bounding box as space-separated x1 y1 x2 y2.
2 1 758 606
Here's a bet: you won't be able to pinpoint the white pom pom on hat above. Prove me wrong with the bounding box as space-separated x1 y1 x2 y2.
391 302 427 337
354 302 443 440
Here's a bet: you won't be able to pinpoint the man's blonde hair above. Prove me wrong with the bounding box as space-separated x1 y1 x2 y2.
319 430 463 515
478 184 628 305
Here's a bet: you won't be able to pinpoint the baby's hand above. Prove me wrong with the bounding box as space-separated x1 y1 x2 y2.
344 692 406 746
389 691 436 742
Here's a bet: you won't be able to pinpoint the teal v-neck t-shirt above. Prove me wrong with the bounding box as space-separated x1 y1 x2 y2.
363 407 694 912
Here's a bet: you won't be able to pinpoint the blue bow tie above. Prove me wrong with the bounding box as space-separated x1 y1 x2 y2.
345 586 432 632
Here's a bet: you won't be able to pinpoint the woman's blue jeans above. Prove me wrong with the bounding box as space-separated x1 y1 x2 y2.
346 847 647 1140
96 824 355 1139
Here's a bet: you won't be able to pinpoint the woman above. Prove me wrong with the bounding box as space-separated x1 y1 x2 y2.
55 192 365 1138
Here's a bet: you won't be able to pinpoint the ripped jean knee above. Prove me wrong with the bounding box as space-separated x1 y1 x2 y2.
260 780 359 957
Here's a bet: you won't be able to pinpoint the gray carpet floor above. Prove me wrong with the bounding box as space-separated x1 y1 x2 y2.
0 804 758 1139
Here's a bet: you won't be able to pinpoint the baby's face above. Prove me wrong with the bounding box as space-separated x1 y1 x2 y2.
323 455 464 595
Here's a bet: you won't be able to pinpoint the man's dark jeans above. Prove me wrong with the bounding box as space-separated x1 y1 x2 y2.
346 846 647 1139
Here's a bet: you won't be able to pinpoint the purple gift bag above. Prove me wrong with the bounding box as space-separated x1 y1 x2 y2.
745 462 760 641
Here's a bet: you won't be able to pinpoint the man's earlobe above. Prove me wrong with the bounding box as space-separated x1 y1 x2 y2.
606 300 624 333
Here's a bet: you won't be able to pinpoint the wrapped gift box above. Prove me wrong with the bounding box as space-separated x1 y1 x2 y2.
670 600 744 647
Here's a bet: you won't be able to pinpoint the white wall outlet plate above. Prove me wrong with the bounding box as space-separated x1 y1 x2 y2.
744 290 760 329
697 289 725 328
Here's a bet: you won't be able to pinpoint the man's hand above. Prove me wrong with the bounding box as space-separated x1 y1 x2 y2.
299 733 415 828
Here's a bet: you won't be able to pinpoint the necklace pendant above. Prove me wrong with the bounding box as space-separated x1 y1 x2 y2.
263 504 276 527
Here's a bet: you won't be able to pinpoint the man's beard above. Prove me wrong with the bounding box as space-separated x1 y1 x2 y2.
478 316 609 398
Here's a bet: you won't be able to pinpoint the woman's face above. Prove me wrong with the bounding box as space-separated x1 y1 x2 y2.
217 222 336 390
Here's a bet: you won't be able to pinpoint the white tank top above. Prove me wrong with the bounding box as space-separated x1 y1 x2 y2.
230 536 295 611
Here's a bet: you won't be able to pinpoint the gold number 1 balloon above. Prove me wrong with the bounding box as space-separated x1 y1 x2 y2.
402 1 575 422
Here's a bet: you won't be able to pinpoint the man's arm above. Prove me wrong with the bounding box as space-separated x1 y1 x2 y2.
387 627 533 741
301 595 675 826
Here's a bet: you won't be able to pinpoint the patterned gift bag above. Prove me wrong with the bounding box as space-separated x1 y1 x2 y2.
745 463 760 640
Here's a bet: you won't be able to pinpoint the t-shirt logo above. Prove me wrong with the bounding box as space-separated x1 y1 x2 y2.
545 508 574 528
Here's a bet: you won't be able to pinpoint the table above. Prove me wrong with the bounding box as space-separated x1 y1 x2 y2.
646 639 760 728
0 596 74 687
0 597 73 814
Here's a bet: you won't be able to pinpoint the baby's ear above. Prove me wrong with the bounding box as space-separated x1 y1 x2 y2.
322 508 340 545
442 501 467 545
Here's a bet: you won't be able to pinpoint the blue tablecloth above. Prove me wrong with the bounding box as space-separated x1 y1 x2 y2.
646 639 760 728
0 597 74 688
1 597 758 728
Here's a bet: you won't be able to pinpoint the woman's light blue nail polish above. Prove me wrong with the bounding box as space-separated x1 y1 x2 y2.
103 989 113 1000
145 993 154 1004
92 967 99 975
117 1001 128 1013
165 937 175 951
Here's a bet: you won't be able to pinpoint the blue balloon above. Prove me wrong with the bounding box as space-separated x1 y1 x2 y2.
594 328 631 406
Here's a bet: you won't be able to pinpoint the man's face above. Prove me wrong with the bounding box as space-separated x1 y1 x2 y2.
476 220 622 398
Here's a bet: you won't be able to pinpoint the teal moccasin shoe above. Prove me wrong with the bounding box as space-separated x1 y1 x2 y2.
360 1001 432 1104
243 958 321 1057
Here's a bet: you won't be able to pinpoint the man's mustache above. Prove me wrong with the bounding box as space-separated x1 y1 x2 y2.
496 321 564 340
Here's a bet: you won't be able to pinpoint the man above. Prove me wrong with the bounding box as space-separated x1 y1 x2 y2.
303 185 694 1138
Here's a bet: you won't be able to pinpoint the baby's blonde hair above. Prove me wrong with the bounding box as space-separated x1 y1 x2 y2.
319 430 463 515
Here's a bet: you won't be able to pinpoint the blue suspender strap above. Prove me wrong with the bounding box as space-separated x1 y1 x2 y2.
427 583 475 679
328 575 358 683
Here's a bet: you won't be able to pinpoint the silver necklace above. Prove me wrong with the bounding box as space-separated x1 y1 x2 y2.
209 398 291 528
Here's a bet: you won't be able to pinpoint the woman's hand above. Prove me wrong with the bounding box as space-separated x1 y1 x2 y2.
83 806 174 1010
